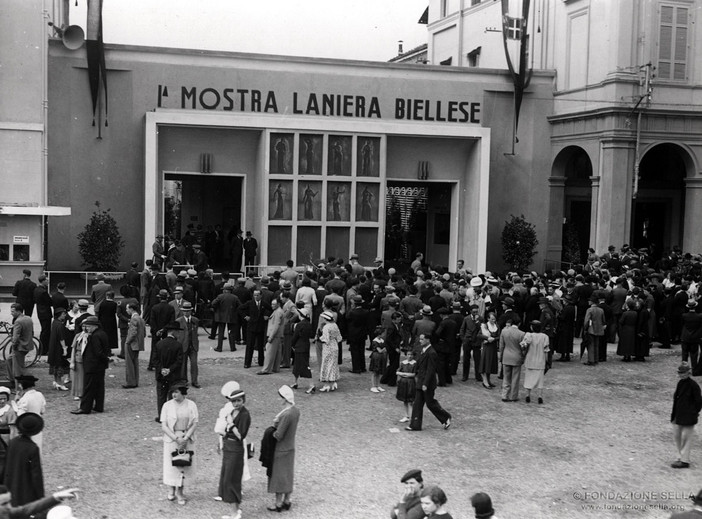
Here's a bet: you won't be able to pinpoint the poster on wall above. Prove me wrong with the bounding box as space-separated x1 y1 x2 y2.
298 134 322 175
356 137 380 177
298 181 322 221
327 135 352 176
356 182 379 222
270 133 294 174
326 182 351 221
269 180 293 220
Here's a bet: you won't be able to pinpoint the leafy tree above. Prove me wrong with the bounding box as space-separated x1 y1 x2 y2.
77 201 125 271
501 214 538 271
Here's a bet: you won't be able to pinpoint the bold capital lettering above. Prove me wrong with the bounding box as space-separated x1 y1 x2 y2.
395 98 406 119
265 91 278 113
306 93 319 115
223 89 235 111
293 92 303 114
471 103 481 123
368 97 381 118
237 89 249 111
181 87 196 109
251 90 261 112
199 88 220 110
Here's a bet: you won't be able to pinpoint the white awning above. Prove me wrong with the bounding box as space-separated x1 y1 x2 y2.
0 206 71 216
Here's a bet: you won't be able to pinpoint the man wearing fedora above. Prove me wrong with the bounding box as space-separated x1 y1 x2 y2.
390 469 425 519
7 304 33 388
148 289 176 371
406 333 451 432
176 301 200 388
583 296 607 366
460 304 482 382
154 322 184 420
670 489 702 518
671 362 702 469
499 317 525 402
243 231 258 273
71 316 110 415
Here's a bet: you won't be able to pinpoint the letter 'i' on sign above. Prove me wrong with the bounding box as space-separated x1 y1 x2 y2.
417 161 429 180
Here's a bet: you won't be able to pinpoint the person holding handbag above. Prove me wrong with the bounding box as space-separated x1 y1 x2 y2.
215 381 250 519
160 383 198 505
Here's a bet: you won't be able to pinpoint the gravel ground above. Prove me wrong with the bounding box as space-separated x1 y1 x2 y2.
1 303 699 519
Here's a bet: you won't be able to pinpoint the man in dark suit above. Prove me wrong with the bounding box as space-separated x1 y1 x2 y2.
671 362 702 468
230 229 244 274
406 334 451 432
50 282 69 318
33 275 52 356
460 304 482 381
240 289 269 368
380 311 404 386
125 261 141 289
97 290 118 356
7 304 33 387
148 289 176 371
154 322 184 420
243 231 258 273
211 284 241 352
176 302 200 388
346 295 369 373
681 301 702 376
71 316 110 414
12 270 36 318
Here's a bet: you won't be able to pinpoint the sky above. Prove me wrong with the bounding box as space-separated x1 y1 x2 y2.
69 0 429 62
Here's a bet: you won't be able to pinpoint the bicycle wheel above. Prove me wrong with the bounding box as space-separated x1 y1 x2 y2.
24 338 40 368
0 338 9 362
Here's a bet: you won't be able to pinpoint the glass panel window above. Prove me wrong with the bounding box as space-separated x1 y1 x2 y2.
268 227 292 266
296 227 321 266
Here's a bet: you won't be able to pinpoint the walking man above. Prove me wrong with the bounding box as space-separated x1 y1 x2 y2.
406 334 451 432
7 304 33 388
499 317 525 402
671 362 702 469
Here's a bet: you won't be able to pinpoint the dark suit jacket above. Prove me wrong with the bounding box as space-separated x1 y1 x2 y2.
211 293 241 323
33 286 53 321
154 336 183 382
12 279 36 312
51 291 69 315
671 377 702 426
459 315 481 346
175 316 199 352
4 435 43 506
239 300 270 333
243 237 258 259
82 329 110 373
346 307 369 343
681 312 702 342
415 345 439 389
150 302 176 333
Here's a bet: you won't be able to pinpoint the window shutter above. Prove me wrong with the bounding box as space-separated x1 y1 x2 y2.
658 4 688 81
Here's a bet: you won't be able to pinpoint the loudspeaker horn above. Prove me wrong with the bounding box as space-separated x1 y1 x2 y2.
62 25 85 50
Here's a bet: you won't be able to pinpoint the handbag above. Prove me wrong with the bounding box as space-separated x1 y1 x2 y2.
171 448 193 467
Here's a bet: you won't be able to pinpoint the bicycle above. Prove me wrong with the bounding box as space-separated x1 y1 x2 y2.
0 321 40 368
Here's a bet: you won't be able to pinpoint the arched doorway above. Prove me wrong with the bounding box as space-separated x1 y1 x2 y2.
553 146 593 264
633 143 689 259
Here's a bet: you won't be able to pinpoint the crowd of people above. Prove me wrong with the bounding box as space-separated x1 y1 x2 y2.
5 241 702 516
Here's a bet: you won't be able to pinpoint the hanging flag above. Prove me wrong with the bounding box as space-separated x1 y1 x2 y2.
501 0 532 154
86 0 108 136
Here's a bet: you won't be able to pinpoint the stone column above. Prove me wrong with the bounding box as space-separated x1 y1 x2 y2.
546 176 566 264
589 175 600 252
683 177 702 253
595 139 634 252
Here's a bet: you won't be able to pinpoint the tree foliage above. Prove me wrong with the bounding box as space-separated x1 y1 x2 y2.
501 214 538 271
77 201 125 271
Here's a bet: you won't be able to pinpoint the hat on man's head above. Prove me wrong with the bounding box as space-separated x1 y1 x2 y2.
15 375 38 388
96 273 105 281
486 276 498 284
678 362 692 374
82 316 100 327
421 305 433 316
163 322 182 331
178 271 188 279
451 301 462 310
321 311 335 321
221 381 245 400
351 294 363 303
261 276 270 285
181 301 193 310
159 289 170 299
173 286 183 293
688 300 698 309
502 297 515 307
246 231 252 236
16 412 43 436
400 469 423 483
385 285 396 292
187 269 197 276
470 276 483 288
78 299 90 309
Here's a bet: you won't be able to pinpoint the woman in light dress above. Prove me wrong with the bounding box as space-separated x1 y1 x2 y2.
160 383 198 505
520 320 551 404
317 311 342 392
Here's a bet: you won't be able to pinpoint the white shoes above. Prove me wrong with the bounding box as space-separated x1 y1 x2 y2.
370 387 380 393
399 416 410 423
377 386 386 392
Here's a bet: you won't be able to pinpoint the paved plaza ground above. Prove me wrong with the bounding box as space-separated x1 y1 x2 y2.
0 302 700 518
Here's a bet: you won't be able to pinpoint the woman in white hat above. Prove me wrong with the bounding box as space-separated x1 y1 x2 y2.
215 381 250 519
316 311 342 392
266 386 300 512
0 386 16 478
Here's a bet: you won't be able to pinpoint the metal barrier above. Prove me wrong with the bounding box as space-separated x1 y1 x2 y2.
44 271 127 297
542 260 573 273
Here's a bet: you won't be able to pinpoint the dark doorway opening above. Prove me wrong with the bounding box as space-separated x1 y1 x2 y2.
385 182 452 272
631 201 666 253
563 200 591 264
164 174 242 271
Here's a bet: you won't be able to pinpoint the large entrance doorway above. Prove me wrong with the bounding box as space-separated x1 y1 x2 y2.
385 182 453 271
163 173 243 271
633 143 687 258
